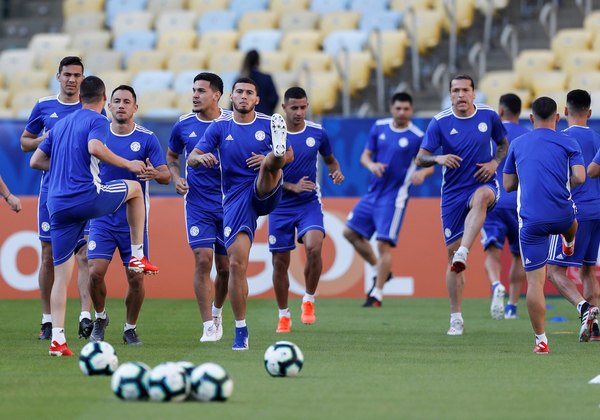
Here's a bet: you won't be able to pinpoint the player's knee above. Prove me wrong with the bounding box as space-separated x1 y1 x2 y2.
272 255 289 274
193 249 213 272
343 227 357 242
127 273 144 290
305 246 321 263
88 266 105 284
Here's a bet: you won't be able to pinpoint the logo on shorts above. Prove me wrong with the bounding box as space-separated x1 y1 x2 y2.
41 222 50 232
306 137 316 147
347 211 354 221
398 137 408 148
478 122 488 132
255 130 265 141
525 258 531 264
88 241 96 251
190 226 199 237
268 235 277 245
224 226 232 237
130 141 141 152
556 254 564 260
444 228 451 238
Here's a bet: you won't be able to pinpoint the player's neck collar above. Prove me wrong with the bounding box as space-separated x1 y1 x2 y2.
233 112 256 125
451 104 477 119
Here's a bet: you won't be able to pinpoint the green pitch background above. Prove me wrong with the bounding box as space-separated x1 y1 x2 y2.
2 298 599 419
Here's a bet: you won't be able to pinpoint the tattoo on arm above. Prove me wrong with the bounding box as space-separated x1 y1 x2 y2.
494 138 508 163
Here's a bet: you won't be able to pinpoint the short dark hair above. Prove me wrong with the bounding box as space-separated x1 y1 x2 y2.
58 56 84 74
531 96 557 120
111 84 136 102
80 76 105 104
232 77 258 94
390 92 412 105
566 89 591 115
450 74 475 91
499 93 522 116
194 72 224 95
284 86 307 102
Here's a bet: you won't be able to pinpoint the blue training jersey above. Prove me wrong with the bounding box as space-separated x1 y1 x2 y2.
495 121 530 209
194 112 288 204
90 124 166 232
25 95 82 194
563 125 600 221
503 128 584 224
363 119 424 205
279 121 332 208
168 109 231 209
38 108 111 215
421 104 507 205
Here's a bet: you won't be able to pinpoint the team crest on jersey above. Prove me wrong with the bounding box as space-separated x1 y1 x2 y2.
306 137 316 147
268 235 277 245
41 222 50 232
398 138 408 148
378 133 386 140
478 122 488 132
130 141 141 152
224 226 232 237
444 228 451 238
88 241 97 251
189 226 199 237
255 130 265 141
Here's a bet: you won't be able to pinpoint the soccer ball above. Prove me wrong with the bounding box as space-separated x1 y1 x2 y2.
264 341 304 377
111 362 151 401
147 362 190 402
175 361 195 378
190 362 234 402
79 341 119 376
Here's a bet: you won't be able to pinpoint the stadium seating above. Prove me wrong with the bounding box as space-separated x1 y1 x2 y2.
112 31 156 61
319 11 360 39
10 88 53 118
359 11 403 32
237 11 278 35
197 10 238 33
188 0 228 16
270 0 309 15
155 11 197 33
28 34 71 54
335 50 373 95
173 69 201 92
238 30 282 52
368 30 408 75
0 50 37 79
298 69 339 113
290 51 334 72
513 49 555 90
105 0 147 27
322 30 368 55
38 49 83 73
229 0 269 15
208 50 245 74
584 11 600 38
551 29 592 67
63 11 106 34
112 11 154 37
62 0 105 17
147 0 185 14
440 0 476 32
131 70 174 95
137 89 179 117
95 70 133 92
156 31 197 54
310 0 348 14
561 51 600 79
402 9 444 54
349 0 389 14
390 0 434 12
567 71 600 91
126 50 166 72
8 71 49 93
83 49 124 73
71 30 112 51
167 50 207 73
259 51 290 73
197 31 239 54
530 70 567 97
279 11 320 31
280 30 321 52
479 70 519 98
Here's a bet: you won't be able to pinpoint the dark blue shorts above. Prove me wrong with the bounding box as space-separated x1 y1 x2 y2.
481 207 520 255
268 198 325 252
87 227 149 266
547 219 600 267
519 216 575 272
346 198 408 247
185 200 226 256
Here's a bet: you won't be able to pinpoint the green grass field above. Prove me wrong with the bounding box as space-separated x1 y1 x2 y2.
1 297 599 419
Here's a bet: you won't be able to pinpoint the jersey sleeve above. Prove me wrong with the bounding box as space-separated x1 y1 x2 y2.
503 142 517 174
490 112 508 144
364 123 378 153
421 118 441 152
24 101 44 135
38 130 53 156
567 137 585 167
87 115 110 143
195 121 219 152
168 122 184 155
318 129 333 158
147 133 167 167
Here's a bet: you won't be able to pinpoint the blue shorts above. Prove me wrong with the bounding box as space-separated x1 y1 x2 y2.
49 180 128 265
481 207 520 255
547 219 600 267
442 183 499 245
346 198 407 247
223 178 283 248
268 199 325 252
87 227 149 265
519 216 575 272
38 191 90 242
185 200 227 256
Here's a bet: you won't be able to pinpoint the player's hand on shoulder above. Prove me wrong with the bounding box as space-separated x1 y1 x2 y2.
329 170 344 185
246 152 265 170
436 154 462 169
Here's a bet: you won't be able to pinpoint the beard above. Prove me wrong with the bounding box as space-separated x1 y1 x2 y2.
233 103 254 114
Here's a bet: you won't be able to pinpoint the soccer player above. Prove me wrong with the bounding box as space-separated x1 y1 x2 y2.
546 89 600 342
87 85 170 345
344 92 433 307
269 87 344 333
481 93 528 320
167 72 230 343
0 175 21 212
20 56 93 340
503 96 585 354
187 77 292 350
416 75 508 336
30 76 158 356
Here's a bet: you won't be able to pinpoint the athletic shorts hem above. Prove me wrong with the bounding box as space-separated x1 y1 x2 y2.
269 245 296 252
297 226 325 244
225 226 254 248
546 260 581 268
345 222 371 240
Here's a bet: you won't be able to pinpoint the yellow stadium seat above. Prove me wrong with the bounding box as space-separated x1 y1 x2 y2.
147 0 185 14
167 51 207 73
208 51 245 74
259 51 290 73
127 50 167 72
319 11 360 40
290 51 333 72
530 71 567 97
551 29 592 67
95 70 133 92
136 89 177 117
439 0 476 31
390 0 434 12
188 0 228 16
482 89 531 110
567 71 600 91
298 69 339 114
514 49 556 90
0 107 15 118
112 11 154 37
0 50 36 79
176 92 194 114
334 51 373 95
8 71 49 94
238 11 278 35
71 31 112 51
272 71 299 95
157 31 197 55
368 30 408 75
271 0 309 15
561 51 600 79
279 11 320 31
0 89 9 106
584 11 600 38
63 11 105 34
403 9 444 54
280 30 321 53
535 90 567 114
84 50 124 72
197 31 239 54
155 10 197 33
63 0 104 17
28 33 71 53
10 88 53 117
37 49 84 73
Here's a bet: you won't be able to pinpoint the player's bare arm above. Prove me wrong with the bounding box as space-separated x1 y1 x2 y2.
570 164 586 188
503 173 518 192
323 154 344 184
416 148 462 169
0 175 21 213
187 148 218 168
166 149 188 195
137 159 171 184
587 161 600 178
246 152 265 169
20 129 48 152
88 139 146 174
411 166 435 186
474 137 508 182
360 149 387 177
284 176 316 193
30 148 50 171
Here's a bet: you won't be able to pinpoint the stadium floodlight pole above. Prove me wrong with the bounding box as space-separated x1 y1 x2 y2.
338 47 351 117
301 61 313 121
372 28 385 115
407 6 420 92
445 0 458 74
